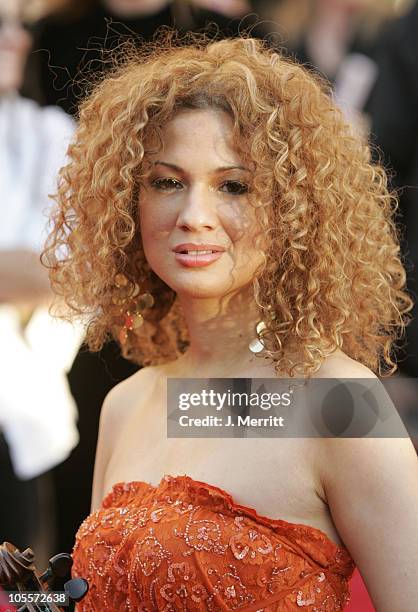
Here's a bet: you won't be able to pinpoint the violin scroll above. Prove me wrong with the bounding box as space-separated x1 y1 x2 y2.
0 543 35 587
0 542 88 612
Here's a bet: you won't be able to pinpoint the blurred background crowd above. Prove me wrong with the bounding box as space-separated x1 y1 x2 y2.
0 0 417 608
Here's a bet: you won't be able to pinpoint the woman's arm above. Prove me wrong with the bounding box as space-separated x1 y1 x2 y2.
321 435 418 612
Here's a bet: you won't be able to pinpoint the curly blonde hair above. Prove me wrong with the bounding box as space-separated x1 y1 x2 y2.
43 32 412 376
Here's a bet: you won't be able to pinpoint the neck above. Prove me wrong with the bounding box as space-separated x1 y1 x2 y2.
173 285 263 377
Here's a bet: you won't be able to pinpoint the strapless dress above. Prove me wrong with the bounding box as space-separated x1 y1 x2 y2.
71 475 355 611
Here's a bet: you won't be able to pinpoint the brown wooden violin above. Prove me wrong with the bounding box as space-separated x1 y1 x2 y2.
0 542 88 612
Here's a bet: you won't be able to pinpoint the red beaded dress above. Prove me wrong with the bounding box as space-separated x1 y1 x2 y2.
71 475 355 611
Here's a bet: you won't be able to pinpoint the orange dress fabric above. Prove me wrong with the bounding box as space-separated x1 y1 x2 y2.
71 475 355 611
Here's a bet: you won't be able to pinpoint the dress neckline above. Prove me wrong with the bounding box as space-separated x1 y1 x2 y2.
102 473 350 559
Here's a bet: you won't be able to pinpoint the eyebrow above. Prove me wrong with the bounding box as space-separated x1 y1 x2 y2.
152 161 250 173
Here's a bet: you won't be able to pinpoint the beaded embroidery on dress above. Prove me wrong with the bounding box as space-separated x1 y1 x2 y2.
71 475 355 610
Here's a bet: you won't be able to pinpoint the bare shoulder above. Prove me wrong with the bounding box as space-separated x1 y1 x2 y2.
100 361 171 451
101 366 164 424
90 364 161 511
316 348 377 378
102 364 159 419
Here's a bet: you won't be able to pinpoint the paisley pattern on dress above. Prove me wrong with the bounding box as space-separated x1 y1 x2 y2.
72 475 355 610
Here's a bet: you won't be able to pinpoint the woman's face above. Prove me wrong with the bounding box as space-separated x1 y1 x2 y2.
139 109 265 300
0 0 31 94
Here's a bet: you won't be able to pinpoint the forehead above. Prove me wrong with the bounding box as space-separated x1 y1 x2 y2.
147 109 242 163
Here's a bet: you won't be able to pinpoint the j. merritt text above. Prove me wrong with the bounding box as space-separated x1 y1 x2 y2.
178 415 285 427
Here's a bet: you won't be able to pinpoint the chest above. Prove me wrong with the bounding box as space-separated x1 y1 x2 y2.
103 377 341 545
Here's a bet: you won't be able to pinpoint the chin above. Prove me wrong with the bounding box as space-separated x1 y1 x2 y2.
172 280 237 300
159 274 239 300
149 260 254 300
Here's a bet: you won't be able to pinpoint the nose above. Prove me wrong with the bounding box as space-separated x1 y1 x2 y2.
176 183 218 232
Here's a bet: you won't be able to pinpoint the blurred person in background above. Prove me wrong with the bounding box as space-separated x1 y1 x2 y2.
0 0 82 561
270 0 410 79
268 0 412 133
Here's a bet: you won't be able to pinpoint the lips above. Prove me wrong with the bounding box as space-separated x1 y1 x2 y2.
173 243 226 253
172 243 226 268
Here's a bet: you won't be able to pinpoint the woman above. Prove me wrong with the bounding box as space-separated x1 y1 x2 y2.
44 34 418 610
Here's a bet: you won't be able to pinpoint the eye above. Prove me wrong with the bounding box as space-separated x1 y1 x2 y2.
219 180 249 196
151 177 183 191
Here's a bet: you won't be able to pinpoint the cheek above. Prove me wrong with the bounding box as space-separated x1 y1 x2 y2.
217 201 262 245
139 201 176 245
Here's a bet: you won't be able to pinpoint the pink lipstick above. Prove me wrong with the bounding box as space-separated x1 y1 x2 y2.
172 243 226 268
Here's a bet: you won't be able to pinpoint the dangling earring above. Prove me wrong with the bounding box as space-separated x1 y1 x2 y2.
113 273 155 345
249 321 266 354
